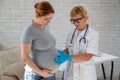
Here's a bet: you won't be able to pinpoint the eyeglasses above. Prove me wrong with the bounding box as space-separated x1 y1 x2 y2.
70 17 83 24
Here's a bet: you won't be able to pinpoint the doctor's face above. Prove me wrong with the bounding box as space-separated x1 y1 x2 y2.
70 15 87 31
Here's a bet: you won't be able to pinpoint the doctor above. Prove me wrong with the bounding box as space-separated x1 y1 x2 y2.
55 6 99 80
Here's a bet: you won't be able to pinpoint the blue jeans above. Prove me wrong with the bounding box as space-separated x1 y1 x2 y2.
24 70 56 80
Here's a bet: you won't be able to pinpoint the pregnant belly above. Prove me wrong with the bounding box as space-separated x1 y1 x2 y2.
33 51 59 71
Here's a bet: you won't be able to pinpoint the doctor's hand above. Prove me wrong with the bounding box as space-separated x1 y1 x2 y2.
54 50 72 65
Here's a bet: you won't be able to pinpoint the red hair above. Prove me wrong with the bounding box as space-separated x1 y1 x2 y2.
34 1 55 17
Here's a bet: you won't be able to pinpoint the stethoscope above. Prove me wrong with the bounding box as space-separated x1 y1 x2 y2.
70 24 89 44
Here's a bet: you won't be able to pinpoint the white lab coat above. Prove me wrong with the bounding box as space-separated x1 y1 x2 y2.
63 26 99 80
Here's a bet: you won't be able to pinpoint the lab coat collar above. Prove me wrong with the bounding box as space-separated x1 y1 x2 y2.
74 26 89 38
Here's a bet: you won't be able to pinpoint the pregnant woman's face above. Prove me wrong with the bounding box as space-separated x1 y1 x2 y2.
37 13 54 27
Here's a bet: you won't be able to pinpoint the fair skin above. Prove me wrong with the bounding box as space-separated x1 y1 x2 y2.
33 13 54 29
21 13 54 78
64 14 93 62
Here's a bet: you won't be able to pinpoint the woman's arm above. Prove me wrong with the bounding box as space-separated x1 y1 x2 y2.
72 32 99 62
64 48 93 62
21 44 53 78
72 53 93 62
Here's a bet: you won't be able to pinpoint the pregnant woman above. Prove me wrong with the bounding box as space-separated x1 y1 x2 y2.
21 1 59 80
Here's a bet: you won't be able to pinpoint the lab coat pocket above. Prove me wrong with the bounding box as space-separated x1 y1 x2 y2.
83 64 97 80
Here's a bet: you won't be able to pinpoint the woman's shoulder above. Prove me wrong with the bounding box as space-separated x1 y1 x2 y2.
23 21 37 32
22 23 36 37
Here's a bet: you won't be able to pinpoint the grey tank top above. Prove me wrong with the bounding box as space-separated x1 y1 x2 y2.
21 22 59 73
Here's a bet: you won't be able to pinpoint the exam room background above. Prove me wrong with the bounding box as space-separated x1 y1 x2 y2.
0 0 120 79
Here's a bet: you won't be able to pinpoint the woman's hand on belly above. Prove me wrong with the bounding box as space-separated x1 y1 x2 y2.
40 69 54 78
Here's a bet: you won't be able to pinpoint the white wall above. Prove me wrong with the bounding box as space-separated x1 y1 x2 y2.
0 0 120 79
